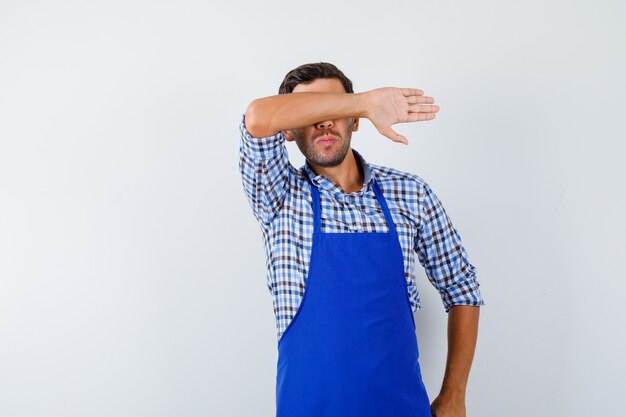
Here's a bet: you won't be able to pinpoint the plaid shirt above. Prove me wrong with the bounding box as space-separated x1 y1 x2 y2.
238 114 484 342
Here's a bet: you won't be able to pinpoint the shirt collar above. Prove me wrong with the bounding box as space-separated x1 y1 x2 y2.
302 148 374 196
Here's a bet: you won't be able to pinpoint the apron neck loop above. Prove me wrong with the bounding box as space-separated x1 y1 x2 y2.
307 175 397 235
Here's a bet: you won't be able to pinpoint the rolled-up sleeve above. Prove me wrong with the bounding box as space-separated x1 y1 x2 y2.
415 181 485 312
238 114 292 225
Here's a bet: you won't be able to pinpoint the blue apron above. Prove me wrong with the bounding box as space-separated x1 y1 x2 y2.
276 175 432 417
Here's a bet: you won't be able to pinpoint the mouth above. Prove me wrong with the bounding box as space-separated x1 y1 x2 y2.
315 135 337 146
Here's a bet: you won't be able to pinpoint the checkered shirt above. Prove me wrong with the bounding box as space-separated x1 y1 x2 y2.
238 114 485 342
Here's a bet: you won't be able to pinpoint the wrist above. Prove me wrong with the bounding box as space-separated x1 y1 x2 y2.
353 91 372 120
439 385 467 399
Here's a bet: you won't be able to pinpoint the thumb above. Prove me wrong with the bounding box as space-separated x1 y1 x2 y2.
380 127 409 145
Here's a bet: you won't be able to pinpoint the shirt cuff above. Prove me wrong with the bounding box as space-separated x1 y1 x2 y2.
239 114 285 159
440 265 486 312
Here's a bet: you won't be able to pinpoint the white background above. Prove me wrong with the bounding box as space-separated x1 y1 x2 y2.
1 1 625 416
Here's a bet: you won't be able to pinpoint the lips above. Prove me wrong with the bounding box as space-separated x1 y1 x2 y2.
315 135 337 146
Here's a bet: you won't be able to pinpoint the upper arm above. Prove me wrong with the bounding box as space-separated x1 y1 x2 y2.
414 181 484 311
238 114 293 225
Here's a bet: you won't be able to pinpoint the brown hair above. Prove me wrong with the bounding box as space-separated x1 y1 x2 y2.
278 62 354 95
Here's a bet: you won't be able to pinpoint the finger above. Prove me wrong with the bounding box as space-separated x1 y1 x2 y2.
380 127 409 145
401 88 424 97
406 95 435 104
405 112 437 122
408 104 440 113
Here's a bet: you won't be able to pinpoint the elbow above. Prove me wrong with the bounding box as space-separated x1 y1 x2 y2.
244 100 270 138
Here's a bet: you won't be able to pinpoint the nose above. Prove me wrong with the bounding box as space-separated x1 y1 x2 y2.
315 120 334 129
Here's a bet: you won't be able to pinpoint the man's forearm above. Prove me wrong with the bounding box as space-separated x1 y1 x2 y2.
244 87 436 144
244 92 369 138
440 305 480 396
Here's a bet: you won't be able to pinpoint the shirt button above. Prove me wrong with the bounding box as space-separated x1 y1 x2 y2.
346 195 353 203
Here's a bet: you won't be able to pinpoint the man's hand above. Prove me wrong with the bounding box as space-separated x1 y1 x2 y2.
363 87 439 145
244 86 439 141
430 390 467 417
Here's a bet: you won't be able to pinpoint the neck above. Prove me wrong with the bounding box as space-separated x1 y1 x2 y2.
308 149 364 194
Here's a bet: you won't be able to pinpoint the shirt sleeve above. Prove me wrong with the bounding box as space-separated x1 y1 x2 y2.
415 181 485 312
238 113 293 225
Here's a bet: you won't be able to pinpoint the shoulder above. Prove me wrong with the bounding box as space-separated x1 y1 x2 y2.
367 162 430 217
369 162 428 191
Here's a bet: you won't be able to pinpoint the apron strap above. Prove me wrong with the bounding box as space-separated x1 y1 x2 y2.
372 179 398 236
309 181 322 233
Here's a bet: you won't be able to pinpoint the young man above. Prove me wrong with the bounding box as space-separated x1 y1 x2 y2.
239 62 484 417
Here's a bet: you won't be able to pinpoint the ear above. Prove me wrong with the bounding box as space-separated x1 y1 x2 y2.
352 117 360 132
283 130 294 142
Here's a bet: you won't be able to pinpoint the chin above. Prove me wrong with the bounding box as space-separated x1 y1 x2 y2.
314 153 349 168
